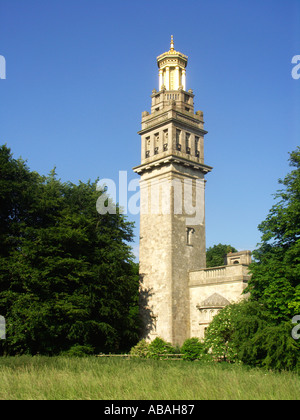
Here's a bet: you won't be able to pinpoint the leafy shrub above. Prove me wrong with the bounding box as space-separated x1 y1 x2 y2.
203 304 239 362
203 300 300 371
147 337 176 359
129 339 149 358
181 337 205 361
246 322 300 371
61 344 95 357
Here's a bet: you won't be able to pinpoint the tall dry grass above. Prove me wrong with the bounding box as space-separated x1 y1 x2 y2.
0 356 299 400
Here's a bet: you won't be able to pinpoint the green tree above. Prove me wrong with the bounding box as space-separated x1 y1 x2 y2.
0 146 140 355
0 145 40 257
204 149 300 371
246 147 300 321
248 321 300 371
203 303 240 362
206 243 237 268
204 300 299 370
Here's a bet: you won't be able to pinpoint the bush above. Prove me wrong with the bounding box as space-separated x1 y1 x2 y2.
60 344 95 357
147 337 176 359
181 337 205 361
246 322 300 371
203 304 239 362
129 337 176 359
203 300 300 371
129 339 149 358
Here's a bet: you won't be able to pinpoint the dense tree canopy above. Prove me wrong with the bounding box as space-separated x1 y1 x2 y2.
206 243 237 268
246 147 300 321
204 300 299 371
0 145 140 355
204 148 300 371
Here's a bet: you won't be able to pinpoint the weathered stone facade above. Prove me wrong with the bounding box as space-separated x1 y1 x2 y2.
189 256 251 339
134 38 251 346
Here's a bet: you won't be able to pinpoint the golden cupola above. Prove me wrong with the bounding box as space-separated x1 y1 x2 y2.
156 36 188 91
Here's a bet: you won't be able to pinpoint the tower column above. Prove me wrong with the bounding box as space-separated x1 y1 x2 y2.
159 69 163 90
182 69 186 90
165 67 170 90
175 66 180 90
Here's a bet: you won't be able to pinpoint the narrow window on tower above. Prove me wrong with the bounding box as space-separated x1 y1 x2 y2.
186 227 195 246
163 129 168 151
186 133 191 154
195 136 200 158
152 315 157 333
154 133 159 155
176 129 181 151
145 137 150 158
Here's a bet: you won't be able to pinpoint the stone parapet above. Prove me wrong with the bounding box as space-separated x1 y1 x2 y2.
189 264 251 287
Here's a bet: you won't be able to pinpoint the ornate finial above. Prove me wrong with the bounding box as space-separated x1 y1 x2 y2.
170 35 174 51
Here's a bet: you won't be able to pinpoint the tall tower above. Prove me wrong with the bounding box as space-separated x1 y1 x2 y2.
133 37 212 346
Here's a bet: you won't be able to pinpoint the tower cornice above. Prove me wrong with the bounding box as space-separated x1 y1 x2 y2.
138 108 207 135
138 116 208 136
133 155 212 175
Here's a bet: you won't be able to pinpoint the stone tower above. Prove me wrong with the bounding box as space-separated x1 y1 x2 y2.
133 37 212 346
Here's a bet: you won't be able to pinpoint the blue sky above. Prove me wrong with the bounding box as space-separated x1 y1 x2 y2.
0 0 299 259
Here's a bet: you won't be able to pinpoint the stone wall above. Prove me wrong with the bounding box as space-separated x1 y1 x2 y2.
189 263 251 339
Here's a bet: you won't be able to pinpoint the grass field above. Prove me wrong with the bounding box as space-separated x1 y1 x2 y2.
0 356 299 400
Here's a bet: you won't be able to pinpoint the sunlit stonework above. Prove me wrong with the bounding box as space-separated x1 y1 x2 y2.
134 37 251 346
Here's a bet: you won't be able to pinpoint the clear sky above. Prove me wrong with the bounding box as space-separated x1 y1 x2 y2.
1 0 299 260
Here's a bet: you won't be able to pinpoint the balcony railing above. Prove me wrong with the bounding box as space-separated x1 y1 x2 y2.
189 264 251 287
